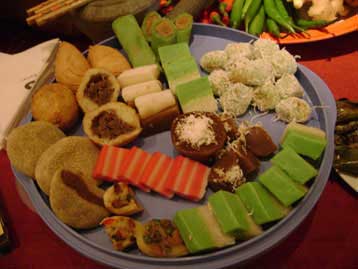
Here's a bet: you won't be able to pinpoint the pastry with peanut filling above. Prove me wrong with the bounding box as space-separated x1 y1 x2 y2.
103 182 143 216
76 68 121 113
171 112 226 162
50 169 109 229
55 41 90 93
83 102 141 146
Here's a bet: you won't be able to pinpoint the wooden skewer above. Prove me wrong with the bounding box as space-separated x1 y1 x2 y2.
27 0 77 25
35 0 92 26
26 0 60 15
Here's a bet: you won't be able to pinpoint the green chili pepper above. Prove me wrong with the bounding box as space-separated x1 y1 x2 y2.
263 0 295 33
248 5 265 36
241 0 253 20
296 18 334 29
244 0 262 32
274 0 306 32
230 0 245 28
266 17 281 37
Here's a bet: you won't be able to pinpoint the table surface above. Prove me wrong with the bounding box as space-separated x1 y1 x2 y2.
1 21 358 269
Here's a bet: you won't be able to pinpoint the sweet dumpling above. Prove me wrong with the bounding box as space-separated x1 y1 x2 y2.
55 41 90 93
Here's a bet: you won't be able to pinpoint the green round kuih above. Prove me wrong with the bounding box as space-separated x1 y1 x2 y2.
151 18 177 54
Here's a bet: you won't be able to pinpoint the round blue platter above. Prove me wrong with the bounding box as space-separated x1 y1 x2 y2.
13 24 336 269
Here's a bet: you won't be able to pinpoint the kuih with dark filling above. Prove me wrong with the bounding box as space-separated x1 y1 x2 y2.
84 73 114 106
83 102 142 146
76 68 121 113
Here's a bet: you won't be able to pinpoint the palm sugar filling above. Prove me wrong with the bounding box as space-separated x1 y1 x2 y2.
91 109 134 139
84 74 114 105
61 170 103 207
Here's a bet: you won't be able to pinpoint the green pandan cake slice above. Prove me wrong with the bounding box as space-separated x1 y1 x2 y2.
209 190 263 240
236 182 291 225
175 77 218 113
280 122 327 160
271 146 318 184
174 205 235 254
158 42 192 65
163 57 200 92
258 165 308 207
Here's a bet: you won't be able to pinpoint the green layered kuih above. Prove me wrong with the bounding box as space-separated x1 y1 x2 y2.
112 15 156 67
209 190 263 239
158 42 192 65
236 182 291 225
259 166 308 207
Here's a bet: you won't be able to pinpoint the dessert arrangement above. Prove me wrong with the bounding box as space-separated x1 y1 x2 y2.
6 12 330 261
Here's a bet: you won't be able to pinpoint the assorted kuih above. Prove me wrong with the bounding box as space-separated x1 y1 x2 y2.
5 10 331 260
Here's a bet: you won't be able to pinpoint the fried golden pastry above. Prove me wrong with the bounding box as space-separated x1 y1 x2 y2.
103 182 143 216
101 216 140 251
31 83 79 131
83 102 141 146
87 45 131 76
136 219 188 257
35 136 100 195
55 41 90 93
6 121 65 178
76 68 121 113
50 169 109 229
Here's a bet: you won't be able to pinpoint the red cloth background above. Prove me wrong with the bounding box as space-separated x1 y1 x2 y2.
1 30 358 269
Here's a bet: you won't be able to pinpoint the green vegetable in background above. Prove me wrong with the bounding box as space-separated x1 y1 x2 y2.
230 0 245 29
266 18 281 37
241 0 254 20
263 0 295 33
244 0 262 32
248 5 265 36
295 18 334 30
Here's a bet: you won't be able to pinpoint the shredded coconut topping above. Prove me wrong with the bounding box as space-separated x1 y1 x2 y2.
175 114 217 148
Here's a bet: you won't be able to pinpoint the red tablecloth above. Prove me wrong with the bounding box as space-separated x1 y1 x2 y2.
1 31 358 269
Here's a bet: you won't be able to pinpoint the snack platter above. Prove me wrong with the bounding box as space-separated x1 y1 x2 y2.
12 24 336 269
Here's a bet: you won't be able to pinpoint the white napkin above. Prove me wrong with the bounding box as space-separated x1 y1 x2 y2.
0 38 60 149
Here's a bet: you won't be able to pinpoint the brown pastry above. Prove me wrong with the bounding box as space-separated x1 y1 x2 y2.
134 90 180 135
6 121 65 178
229 140 260 175
87 45 131 76
244 125 277 157
103 182 143 216
76 68 121 113
171 112 226 162
50 169 109 229
208 149 246 192
31 83 79 131
55 41 90 93
82 102 142 146
218 113 240 141
35 136 100 195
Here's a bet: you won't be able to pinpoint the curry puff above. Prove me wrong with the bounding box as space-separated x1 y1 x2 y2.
76 68 121 113
83 102 141 146
55 41 90 93
87 45 131 76
50 169 109 229
35 136 100 195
